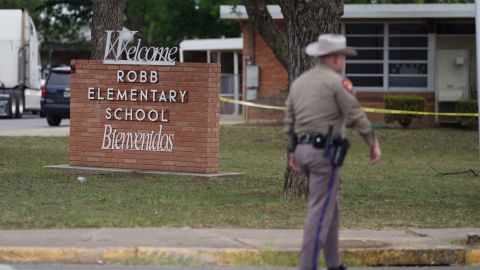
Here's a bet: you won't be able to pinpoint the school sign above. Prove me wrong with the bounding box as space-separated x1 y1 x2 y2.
69 31 220 174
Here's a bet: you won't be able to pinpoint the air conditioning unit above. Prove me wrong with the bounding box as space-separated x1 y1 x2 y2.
435 49 470 123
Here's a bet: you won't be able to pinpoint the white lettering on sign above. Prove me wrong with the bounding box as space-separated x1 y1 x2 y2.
87 65 190 153
88 87 95 100
105 108 169 122
101 124 174 152
103 30 177 66
88 87 188 103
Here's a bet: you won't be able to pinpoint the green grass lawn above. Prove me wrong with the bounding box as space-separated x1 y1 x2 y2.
0 125 479 229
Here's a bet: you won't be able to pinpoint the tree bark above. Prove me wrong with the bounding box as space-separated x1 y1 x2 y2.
90 0 127 60
243 0 344 199
278 0 343 83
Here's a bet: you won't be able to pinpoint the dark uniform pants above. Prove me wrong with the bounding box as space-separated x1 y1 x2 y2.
295 144 341 270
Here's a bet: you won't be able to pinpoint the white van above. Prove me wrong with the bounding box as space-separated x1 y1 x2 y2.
0 9 42 118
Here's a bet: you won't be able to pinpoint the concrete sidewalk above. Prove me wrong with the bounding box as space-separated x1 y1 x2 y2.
0 227 479 266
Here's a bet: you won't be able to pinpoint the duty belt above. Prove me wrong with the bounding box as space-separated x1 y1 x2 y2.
297 133 327 148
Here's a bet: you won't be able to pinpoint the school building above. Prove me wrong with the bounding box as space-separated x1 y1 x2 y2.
185 4 477 125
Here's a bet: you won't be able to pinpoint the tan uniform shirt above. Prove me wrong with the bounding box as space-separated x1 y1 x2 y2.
284 63 376 147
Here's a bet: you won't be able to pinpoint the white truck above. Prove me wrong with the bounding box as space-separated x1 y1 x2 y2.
0 9 42 118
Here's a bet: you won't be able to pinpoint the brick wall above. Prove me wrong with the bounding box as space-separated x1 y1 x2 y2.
243 24 288 124
69 60 220 174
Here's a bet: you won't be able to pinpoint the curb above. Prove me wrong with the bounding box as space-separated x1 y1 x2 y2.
0 247 478 266
342 248 466 266
466 249 480 265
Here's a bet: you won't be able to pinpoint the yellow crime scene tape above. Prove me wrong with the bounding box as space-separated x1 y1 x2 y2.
220 97 479 117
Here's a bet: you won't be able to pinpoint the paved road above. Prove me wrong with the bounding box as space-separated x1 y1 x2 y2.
0 114 69 136
3 265 480 270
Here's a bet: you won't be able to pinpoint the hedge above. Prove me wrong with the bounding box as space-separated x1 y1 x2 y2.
384 95 426 128
456 100 478 128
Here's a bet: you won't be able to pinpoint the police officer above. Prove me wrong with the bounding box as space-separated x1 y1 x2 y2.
284 34 381 270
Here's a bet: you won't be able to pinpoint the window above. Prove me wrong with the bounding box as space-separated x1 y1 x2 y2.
47 71 71 85
436 23 475 35
345 22 431 90
388 23 428 88
345 23 384 88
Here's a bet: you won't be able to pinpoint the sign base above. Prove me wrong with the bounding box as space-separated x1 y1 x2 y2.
44 164 245 180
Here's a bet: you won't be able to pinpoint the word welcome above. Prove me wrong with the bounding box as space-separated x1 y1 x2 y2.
103 30 177 66
101 124 174 152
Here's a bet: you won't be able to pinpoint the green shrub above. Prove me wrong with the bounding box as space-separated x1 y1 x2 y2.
384 96 426 128
456 100 478 128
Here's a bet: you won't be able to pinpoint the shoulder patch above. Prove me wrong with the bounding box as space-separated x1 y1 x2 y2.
342 77 354 95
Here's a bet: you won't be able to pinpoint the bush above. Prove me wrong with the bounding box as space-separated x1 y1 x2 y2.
384 96 426 128
456 100 478 128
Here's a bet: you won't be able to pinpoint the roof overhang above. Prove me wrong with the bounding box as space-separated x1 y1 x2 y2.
220 4 475 20
179 38 243 52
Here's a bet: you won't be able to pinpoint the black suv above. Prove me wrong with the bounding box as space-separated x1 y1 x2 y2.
41 66 71 126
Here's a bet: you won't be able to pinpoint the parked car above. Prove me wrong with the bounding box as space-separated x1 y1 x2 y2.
0 94 9 117
41 66 71 126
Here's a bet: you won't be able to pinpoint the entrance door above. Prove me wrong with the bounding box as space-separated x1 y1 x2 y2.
215 51 241 116
220 73 239 115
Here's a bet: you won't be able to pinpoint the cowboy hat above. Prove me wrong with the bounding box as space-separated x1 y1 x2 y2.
305 34 357 57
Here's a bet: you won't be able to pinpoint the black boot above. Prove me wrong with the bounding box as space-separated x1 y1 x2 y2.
328 264 347 270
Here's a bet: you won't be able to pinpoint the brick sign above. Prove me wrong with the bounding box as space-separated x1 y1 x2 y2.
69 60 220 174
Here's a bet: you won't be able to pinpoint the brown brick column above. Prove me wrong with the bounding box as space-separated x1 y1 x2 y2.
69 60 220 174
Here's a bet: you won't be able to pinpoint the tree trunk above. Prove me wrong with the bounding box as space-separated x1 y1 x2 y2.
278 0 343 83
90 0 127 60
243 0 344 199
280 1 344 199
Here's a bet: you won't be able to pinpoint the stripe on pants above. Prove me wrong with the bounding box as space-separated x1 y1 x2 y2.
312 164 337 270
